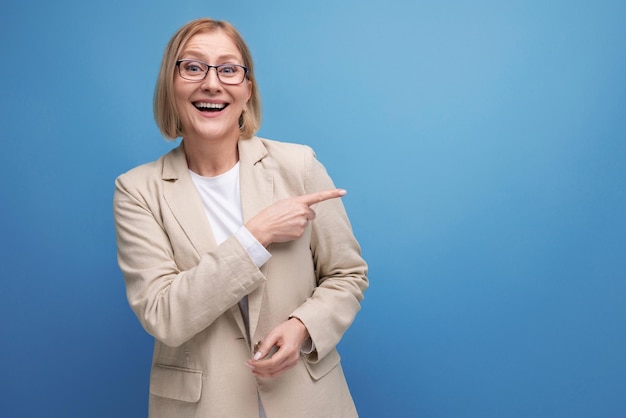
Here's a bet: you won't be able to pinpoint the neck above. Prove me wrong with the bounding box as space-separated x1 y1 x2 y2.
182 133 239 177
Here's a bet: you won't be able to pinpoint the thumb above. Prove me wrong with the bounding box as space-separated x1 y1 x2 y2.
253 334 279 360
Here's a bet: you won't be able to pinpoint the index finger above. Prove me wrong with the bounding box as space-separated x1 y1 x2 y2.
298 189 347 206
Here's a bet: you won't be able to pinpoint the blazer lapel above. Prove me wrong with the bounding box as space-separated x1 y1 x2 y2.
238 137 274 224
162 144 217 256
237 137 274 341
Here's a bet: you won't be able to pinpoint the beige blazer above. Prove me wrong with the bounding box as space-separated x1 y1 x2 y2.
114 137 368 417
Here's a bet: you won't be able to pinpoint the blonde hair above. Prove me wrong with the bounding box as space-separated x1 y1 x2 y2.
153 18 261 140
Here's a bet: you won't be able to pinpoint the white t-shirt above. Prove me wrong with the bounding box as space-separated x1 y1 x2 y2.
189 163 271 266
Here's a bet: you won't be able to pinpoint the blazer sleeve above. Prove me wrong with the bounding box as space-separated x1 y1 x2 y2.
289 149 369 362
113 171 265 348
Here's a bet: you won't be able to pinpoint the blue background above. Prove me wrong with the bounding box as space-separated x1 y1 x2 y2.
1 1 625 417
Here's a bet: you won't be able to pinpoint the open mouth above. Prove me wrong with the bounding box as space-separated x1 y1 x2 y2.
193 102 228 112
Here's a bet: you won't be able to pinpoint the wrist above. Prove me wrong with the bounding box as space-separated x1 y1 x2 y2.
245 222 271 247
289 316 310 340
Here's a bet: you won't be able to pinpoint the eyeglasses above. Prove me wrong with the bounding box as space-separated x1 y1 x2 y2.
176 59 248 84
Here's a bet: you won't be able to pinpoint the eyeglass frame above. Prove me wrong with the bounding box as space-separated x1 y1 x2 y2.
175 59 249 85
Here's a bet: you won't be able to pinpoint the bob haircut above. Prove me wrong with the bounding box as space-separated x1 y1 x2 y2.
154 18 261 140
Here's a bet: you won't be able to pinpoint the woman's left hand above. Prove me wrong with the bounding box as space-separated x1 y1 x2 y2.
245 318 310 378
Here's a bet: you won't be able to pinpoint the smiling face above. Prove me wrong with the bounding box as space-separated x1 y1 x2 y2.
173 30 251 143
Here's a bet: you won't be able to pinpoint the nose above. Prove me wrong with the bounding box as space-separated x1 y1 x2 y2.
200 67 222 91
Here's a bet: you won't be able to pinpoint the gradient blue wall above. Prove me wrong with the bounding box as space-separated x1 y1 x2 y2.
1 1 625 417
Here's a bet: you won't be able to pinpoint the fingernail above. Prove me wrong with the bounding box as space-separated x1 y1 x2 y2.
244 362 255 369
338 189 347 196
253 352 263 361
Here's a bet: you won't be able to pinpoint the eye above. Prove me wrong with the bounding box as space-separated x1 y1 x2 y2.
182 61 205 73
218 65 240 75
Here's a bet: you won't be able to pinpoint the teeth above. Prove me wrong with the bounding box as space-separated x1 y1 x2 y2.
194 102 226 110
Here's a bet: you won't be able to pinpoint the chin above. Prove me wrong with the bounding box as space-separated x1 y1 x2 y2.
188 123 240 141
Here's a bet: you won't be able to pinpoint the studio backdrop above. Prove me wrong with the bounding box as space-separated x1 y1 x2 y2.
1 0 625 417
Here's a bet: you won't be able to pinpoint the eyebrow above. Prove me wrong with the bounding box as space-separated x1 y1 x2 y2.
180 50 242 63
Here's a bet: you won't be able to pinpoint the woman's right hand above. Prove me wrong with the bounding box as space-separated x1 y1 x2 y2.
245 189 346 247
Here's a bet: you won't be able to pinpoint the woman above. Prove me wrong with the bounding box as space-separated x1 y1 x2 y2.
114 18 368 417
